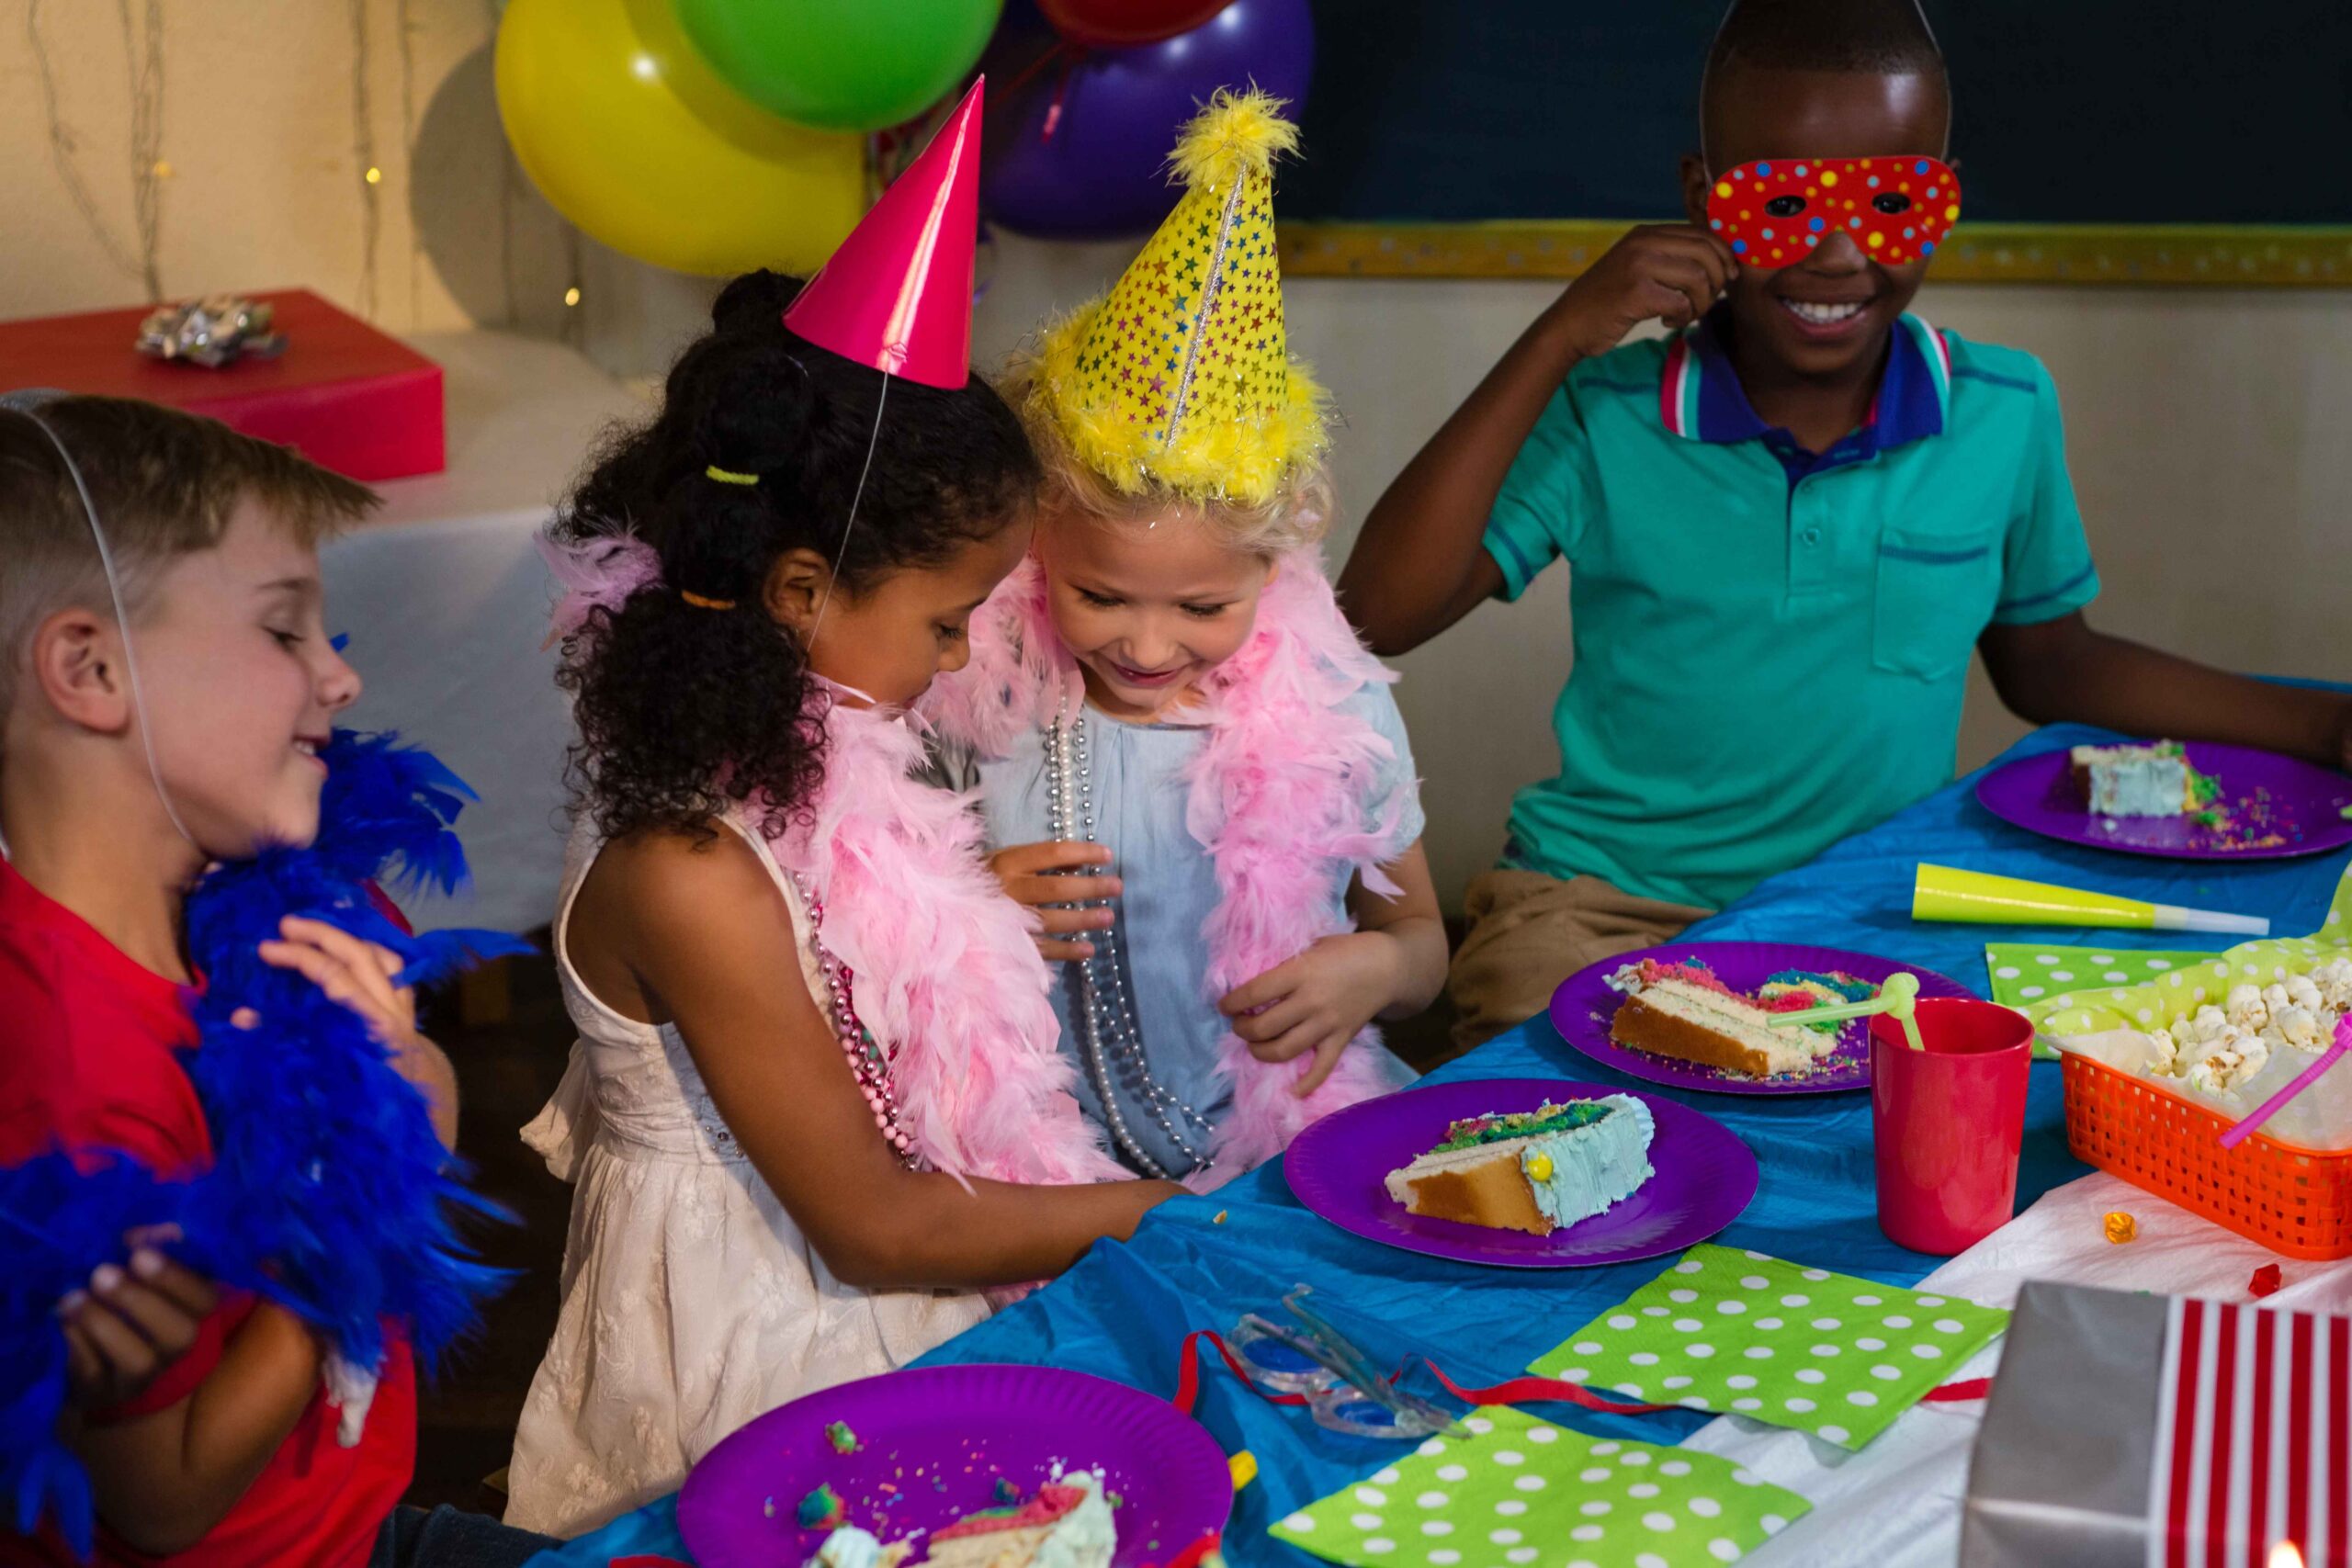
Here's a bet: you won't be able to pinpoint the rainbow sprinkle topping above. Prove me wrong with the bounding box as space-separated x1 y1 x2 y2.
1621 958 1878 1017
1434 1100 1611 1153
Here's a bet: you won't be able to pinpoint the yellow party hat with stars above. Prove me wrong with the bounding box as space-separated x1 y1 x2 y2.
1033 89 1328 508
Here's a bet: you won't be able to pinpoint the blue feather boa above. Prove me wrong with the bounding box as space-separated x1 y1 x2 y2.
1 730 529 1557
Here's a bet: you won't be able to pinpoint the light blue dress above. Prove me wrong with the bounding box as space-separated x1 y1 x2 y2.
961 684 1426 1178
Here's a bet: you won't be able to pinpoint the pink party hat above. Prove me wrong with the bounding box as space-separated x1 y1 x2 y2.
783 79 982 389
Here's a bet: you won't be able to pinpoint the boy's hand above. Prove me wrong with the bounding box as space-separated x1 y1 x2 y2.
257 917 458 1147
1219 931 1396 1098
258 915 421 1049
1546 223 1738 360
988 841 1120 963
61 1228 219 1411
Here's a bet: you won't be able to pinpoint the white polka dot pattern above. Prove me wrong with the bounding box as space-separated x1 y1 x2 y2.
1528 1245 2007 1450
1269 1406 1812 1568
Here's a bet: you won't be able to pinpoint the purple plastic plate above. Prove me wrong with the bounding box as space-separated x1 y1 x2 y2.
1976 741 2352 861
676 1364 1233 1568
1283 1077 1757 1269
1548 942 1976 1096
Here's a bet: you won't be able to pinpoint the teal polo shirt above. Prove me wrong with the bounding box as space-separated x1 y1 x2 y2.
1482 310 2100 910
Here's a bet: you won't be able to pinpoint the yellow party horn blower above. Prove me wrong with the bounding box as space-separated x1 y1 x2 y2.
1911 863 2269 935
1031 89 1327 506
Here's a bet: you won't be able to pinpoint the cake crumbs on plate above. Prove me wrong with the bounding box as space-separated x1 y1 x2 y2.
797 1483 847 1530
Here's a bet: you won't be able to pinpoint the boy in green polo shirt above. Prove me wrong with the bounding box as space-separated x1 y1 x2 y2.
1340 0 2352 1047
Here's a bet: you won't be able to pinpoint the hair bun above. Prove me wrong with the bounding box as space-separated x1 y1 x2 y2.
711 270 804 335
704 351 817 473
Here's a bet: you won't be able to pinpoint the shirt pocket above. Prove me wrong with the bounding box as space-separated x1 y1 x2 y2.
1871 526 2003 681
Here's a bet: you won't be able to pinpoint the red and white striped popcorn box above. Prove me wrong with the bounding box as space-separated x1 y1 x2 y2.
1962 1281 2347 1568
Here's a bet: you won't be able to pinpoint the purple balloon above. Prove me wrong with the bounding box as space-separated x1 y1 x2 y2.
980 0 1314 239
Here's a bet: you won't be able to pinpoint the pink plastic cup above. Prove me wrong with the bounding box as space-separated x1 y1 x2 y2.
1869 998 2035 1255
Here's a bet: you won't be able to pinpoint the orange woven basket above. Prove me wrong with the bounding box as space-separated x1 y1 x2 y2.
2061 1052 2352 1260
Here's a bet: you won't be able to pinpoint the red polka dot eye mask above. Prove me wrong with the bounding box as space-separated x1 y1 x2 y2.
1706 155 1961 267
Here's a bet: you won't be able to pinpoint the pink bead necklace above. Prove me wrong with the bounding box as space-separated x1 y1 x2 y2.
790 870 915 1166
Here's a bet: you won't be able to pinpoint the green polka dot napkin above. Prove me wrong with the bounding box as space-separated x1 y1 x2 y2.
1983 945 2209 1057
1527 1246 2007 1450
1269 1407 1809 1568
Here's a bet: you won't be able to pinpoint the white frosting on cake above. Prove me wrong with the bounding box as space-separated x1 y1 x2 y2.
806 1529 909 1568
2071 742 2191 818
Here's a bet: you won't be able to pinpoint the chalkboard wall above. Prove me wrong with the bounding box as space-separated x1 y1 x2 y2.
1283 1 2351 226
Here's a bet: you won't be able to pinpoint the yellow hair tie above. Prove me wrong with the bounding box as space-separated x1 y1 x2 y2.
679 590 737 610
705 465 760 486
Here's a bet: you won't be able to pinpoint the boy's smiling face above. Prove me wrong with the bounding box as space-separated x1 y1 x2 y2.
134 495 363 856
1684 66 1951 382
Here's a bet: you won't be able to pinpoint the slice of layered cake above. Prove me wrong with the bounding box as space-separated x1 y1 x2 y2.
802 1527 912 1568
1607 959 1876 1077
1383 1097 1655 1236
923 1472 1115 1568
2069 740 2222 818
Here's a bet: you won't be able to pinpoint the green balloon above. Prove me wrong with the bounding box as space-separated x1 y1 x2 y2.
673 0 1003 132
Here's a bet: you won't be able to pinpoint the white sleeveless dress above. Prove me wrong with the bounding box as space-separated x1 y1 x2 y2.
503 813 991 1538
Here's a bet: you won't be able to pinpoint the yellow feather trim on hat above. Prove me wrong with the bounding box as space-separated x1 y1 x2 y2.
1035 303 1329 508
1167 88 1301 193
1029 90 1327 510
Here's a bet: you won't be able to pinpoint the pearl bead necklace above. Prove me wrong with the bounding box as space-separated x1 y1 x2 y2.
789 869 916 1167
1045 709 1216 1180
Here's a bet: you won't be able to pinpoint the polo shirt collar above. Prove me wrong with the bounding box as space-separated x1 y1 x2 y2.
1659 307 1951 452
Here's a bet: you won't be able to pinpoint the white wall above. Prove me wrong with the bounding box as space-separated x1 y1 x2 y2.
4 3 2346 914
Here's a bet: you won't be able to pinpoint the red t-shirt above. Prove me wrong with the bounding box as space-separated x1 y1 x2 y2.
0 857 416 1568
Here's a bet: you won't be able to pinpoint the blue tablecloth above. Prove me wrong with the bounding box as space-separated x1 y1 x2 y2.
527 723 2350 1566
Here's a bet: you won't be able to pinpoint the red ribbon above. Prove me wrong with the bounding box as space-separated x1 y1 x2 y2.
1410 1357 1676 1416
1173 1330 1309 1416
1173 1330 1995 1417
1171 1332 1673 1419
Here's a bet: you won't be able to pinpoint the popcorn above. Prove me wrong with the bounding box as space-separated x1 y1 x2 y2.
2184 1032 2268 1096
2272 1005 2326 1051
2131 958 2352 1112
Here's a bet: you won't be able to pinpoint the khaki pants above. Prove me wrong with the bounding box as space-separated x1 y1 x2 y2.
1447 868 1712 1050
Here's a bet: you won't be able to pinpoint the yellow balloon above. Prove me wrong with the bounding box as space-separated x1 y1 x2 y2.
495 0 867 276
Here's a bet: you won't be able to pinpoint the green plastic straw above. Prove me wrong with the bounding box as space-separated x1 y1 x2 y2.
1765 971 1925 1051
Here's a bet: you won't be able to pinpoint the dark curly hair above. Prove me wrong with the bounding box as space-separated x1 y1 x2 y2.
554 270 1040 842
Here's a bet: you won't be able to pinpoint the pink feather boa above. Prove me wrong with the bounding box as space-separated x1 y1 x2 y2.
763 699 1124 1186
919 551 1419 1183
541 529 1121 1189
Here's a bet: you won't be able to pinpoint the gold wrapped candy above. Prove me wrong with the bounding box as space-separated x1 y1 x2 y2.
2103 1210 2138 1244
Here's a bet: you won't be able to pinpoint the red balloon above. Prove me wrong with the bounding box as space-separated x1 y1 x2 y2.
1037 0 1232 47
